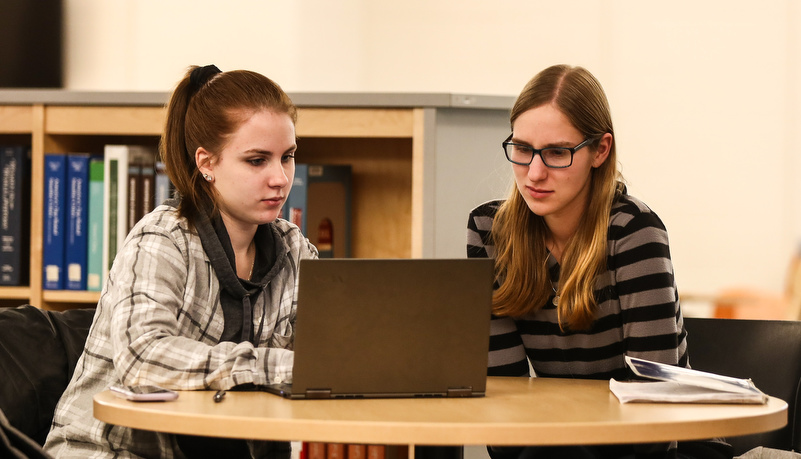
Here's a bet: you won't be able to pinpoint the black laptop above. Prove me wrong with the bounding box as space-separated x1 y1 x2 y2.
262 258 494 399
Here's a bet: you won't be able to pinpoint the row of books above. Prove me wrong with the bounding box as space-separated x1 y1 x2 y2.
302 443 408 459
42 145 172 290
37 146 351 290
0 145 31 286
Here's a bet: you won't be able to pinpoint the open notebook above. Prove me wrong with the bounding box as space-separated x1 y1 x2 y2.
610 356 769 404
262 258 494 399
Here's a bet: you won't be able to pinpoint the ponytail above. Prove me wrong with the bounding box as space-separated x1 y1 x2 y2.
159 65 296 227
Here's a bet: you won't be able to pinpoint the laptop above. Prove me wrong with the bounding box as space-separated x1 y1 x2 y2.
262 258 494 399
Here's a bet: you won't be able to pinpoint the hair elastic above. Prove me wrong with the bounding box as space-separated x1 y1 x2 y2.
189 64 222 95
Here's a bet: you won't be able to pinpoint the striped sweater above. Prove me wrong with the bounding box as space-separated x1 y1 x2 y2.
467 192 689 380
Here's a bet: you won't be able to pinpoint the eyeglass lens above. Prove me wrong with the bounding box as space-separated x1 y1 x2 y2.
504 144 572 167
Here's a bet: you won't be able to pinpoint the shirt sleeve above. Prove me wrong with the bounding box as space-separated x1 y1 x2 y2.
609 206 688 368
467 202 530 377
102 220 292 390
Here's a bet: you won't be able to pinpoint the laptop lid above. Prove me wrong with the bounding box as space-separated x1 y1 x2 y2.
274 258 493 399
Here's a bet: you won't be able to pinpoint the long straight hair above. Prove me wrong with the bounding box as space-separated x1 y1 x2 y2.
491 65 621 330
160 66 297 227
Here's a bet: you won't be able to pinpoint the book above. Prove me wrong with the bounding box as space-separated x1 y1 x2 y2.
154 161 173 207
65 154 90 290
139 155 155 218
284 164 352 258
327 443 345 459
0 145 30 286
347 444 367 459
367 445 386 459
609 356 768 404
127 147 156 232
127 156 139 232
103 145 129 281
43 154 67 290
86 157 104 291
301 442 394 459
305 442 326 459
103 144 156 279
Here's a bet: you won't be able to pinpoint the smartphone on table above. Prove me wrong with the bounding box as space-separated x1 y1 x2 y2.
110 384 179 402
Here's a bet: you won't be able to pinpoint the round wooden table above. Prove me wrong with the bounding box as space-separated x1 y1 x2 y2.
93 376 787 446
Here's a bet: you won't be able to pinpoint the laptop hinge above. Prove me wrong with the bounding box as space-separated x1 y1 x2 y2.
447 387 473 398
305 389 332 399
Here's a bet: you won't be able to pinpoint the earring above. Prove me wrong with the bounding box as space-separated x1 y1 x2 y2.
203 174 213 182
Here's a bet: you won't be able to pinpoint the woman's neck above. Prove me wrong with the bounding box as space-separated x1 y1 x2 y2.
545 218 577 264
543 190 591 263
220 213 258 279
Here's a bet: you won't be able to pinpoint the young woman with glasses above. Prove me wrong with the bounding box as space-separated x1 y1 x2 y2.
467 65 728 458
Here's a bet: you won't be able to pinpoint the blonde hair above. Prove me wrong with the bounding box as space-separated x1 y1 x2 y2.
492 65 621 330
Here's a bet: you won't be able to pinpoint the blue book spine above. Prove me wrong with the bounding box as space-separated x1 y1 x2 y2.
43 154 67 290
86 158 104 291
154 161 172 207
0 145 31 286
66 154 90 290
285 163 308 234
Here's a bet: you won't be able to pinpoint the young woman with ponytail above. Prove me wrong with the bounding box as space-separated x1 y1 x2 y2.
45 65 317 459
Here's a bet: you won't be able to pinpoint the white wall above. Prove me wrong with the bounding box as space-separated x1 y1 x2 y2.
62 0 801 300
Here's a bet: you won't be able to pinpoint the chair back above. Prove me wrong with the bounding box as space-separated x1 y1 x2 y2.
684 317 801 455
0 305 95 445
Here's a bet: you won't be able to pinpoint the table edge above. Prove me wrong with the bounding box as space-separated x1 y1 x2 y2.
93 378 788 446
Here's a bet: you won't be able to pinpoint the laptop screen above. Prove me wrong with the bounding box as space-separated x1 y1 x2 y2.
286 258 494 399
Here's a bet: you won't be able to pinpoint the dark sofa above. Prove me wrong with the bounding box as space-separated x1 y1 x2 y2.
0 305 95 447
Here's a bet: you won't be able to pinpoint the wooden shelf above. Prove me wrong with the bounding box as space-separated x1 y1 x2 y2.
0 91 513 310
296 108 414 138
0 106 33 133
45 106 166 135
0 286 31 300
43 290 102 304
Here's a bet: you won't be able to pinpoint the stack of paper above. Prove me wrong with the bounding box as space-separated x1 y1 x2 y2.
610 356 768 404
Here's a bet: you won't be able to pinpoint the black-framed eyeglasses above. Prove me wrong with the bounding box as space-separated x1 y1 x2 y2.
502 134 597 168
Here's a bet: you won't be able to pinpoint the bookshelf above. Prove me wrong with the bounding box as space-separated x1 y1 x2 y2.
0 90 513 310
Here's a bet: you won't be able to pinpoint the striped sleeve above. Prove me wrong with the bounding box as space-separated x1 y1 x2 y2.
607 196 688 368
467 201 530 377
467 200 500 259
